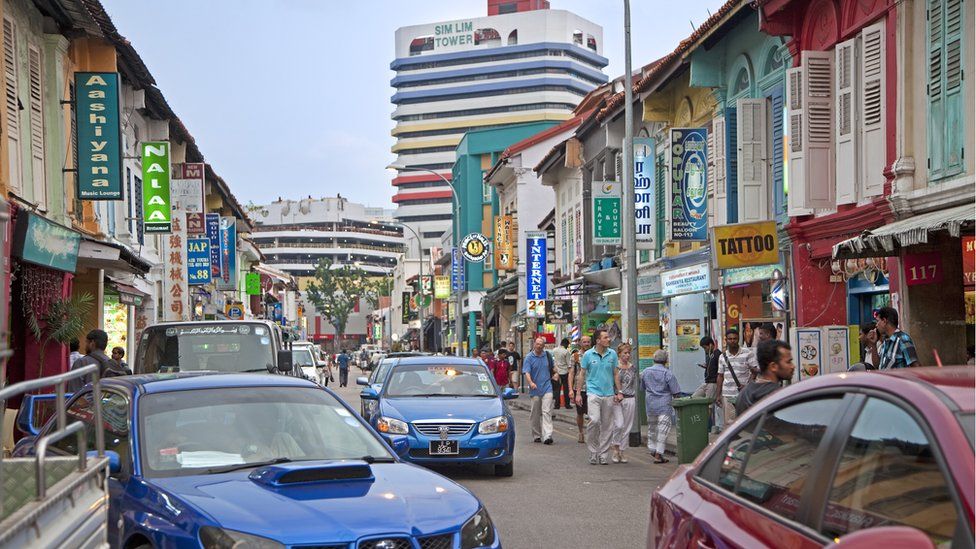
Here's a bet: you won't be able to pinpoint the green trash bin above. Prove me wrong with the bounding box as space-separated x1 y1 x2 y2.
671 396 713 464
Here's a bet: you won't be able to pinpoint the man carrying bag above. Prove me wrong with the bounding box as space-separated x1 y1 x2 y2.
714 328 759 428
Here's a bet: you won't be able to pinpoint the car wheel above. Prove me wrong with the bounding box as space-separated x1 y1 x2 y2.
494 459 514 477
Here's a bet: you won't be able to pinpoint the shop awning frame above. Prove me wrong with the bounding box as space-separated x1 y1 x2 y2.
832 204 974 259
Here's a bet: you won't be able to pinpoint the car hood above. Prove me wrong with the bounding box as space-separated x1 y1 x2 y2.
148 462 479 544
381 396 503 423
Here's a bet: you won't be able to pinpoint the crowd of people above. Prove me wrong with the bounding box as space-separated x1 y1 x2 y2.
66 329 131 392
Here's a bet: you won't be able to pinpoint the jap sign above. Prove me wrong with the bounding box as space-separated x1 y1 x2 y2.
217 217 237 291
661 262 710 297
526 231 547 301
186 238 211 285
206 213 221 278
451 247 465 292
434 275 451 299
591 181 621 245
669 128 708 241
141 142 171 233
494 215 515 270
545 300 573 324
633 137 655 243
162 214 188 320
75 72 123 200
460 233 490 262
711 221 779 270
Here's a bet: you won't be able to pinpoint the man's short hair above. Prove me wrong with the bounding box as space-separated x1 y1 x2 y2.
480 346 492 354
112 346 125 357
69 338 80 352
757 340 791 374
86 329 108 351
591 328 606 342
877 306 899 328
699 336 714 347
497 348 509 357
561 337 570 347
725 327 740 337
860 322 877 335
759 323 776 338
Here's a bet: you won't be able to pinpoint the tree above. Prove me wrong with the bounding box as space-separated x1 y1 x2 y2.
364 276 393 310
304 258 372 343
27 292 95 379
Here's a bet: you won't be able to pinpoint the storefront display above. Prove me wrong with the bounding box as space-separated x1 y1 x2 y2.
103 293 129 351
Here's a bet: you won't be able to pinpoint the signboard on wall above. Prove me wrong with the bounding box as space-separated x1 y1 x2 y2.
545 300 573 324
669 128 708 241
712 221 780 269
493 215 515 270
633 137 656 243
525 231 547 302
591 181 621 245
903 251 944 286
794 328 823 380
162 215 188 320
434 275 451 299
964 236 975 287
637 304 660 371
12 212 81 273
451 247 465 292
75 72 123 200
206 213 222 278
141 142 171 233
661 262 710 297
186 238 211 285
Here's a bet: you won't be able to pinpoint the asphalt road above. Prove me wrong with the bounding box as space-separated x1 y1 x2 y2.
330 371 678 549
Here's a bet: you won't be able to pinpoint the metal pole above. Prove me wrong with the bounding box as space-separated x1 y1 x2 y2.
394 221 425 353
623 0 642 447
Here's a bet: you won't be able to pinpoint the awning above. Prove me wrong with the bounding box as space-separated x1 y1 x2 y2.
833 204 974 259
581 266 620 289
77 238 153 274
483 275 518 306
105 275 149 306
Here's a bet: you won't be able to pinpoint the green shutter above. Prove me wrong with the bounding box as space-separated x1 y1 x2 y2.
655 151 666 257
928 0 966 181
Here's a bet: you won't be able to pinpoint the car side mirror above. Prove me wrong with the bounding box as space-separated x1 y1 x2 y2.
388 435 409 457
360 388 379 400
87 450 122 475
824 526 935 549
16 394 62 436
276 350 293 373
502 387 518 400
356 376 369 386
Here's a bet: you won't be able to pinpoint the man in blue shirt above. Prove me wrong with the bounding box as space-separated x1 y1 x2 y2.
337 349 351 387
579 329 618 465
523 337 554 444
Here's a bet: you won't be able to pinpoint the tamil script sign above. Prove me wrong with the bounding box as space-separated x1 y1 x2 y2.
661 262 711 297
526 231 547 302
186 237 211 285
141 142 171 233
669 128 708 241
494 215 515 270
634 137 655 243
75 72 123 200
711 221 779 270
591 181 621 245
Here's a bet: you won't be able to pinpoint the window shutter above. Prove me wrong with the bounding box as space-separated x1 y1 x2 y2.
786 66 811 215
942 0 964 176
3 18 20 191
803 51 835 209
769 86 786 219
712 115 727 226
835 38 859 204
725 107 738 223
860 23 886 197
736 98 769 223
28 44 45 207
926 0 946 179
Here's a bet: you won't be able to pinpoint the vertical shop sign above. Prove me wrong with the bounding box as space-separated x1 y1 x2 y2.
637 304 660 371
493 215 515 270
186 213 205 236
217 217 237 290
434 275 451 299
186 238 211 285
75 72 123 200
451 247 465 292
141 142 171 233
173 163 206 213
591 181 621 245
401 292 411 324
526 231 547 317
245 272 261 295
669 128 708 241
206 213 222 278
963 236 975 286
633 137 655 243
162 215 188 321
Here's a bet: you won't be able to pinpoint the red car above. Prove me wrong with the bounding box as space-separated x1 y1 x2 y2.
649 367 974 549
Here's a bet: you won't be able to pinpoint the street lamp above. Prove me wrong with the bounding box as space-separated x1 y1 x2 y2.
374 219 425 352
388 163 464 357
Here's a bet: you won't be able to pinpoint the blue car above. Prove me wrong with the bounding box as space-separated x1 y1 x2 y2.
17 373 501 549
359 357 518 477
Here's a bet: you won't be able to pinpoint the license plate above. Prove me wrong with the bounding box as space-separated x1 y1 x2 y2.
429 440 459 455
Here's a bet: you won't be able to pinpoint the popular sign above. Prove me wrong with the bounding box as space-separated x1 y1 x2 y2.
712 221 779 270
591 181 622 245
661 262 711 297
634 137 656 243
669 128 708 241
75 72 123 200
526 231 547 302
460 233 490 262
141 142 172 233
494 215 515 270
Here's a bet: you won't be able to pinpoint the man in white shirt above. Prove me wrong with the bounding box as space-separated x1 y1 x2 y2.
715 328 759 428
551 338 572 409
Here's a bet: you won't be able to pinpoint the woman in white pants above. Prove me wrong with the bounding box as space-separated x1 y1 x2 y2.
611 343 638 463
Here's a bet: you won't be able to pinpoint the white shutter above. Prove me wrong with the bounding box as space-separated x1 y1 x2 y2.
786 67 810 215
712 115 727 226
835 38 858 205
736 98 769 222
803 51 835 209
28 44 45 208
3 18 20 192
860 22 885 197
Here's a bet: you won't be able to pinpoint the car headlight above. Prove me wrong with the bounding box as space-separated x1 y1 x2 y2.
377 416 408 435
478 416 509 435
460 507 496 549
199 526 284 549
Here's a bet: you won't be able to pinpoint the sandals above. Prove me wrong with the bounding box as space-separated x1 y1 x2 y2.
653 454 669 464
577 433 585 443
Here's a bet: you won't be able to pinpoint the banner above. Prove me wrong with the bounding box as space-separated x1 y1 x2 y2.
141 142 172 233
526 230 547 306
451 247 465 292
206 213 222 278
493 215 515 270
75 72 123 200
669 128 708 241
186 238 211 285
591 181 621 245
434 275 451 299
633 137 655 243
217 217 237 290
711 221 779 270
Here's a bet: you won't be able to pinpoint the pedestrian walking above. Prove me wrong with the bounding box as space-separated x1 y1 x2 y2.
610 343 638 463
523 337 554 444
318 356 333 387
579 329 617 465
692 336 721 432
551 338 572 409
506 341 522 388
569 336 590 443
490 348 510 387
68 338 82 369
735 340 794 415
876 306 919 369
715 328 760 428
68 329 128 393
111 346 132 375
640 350 680 464
337 349 351 387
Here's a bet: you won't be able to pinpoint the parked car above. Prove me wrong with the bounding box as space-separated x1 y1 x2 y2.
290 346 319 380
649 367 975 549
16 373 501 549
359 356 518 477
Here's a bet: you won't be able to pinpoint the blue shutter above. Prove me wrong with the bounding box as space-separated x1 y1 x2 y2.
769 85 786 221
725 107 738 223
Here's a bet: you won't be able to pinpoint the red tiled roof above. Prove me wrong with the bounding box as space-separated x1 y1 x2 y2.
484 110 591 183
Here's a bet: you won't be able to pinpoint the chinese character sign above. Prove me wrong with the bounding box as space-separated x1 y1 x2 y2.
669 128 708 241
634 137 655 243
162 214 188 320
186 238 211 285
526 231 547 302
591 181 621 245
75 72 123 200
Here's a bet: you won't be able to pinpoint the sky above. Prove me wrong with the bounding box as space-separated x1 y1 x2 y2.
100 0 727 210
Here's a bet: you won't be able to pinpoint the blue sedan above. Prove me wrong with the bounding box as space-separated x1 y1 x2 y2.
17 373 501 549
359 357 518 477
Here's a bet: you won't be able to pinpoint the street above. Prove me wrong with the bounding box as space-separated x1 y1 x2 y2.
330 374 678 548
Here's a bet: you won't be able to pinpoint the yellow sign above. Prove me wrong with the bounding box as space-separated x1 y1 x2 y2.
494 215 515 270
712 221 779 270
434 275 451 299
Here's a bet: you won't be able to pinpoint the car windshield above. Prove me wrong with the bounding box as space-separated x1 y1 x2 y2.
373 360 395 384
384 364 496 397
291 348 316 367
139 387 391 478
137 323 275 374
